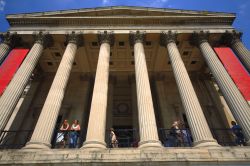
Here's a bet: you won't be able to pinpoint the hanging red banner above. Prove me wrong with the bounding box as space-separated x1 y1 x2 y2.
0 49 29 95
214 47 250 101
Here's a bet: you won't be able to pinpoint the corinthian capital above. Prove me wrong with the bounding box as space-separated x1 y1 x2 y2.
129 31 146 46
66 31 84 47
190 31 209 46
0 32 21 48
160 31 177 46
221 30 242 46
97 31 114 46
33 31 53 48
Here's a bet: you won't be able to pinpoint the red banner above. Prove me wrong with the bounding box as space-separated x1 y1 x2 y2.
0 49 29 95
214 47 250 101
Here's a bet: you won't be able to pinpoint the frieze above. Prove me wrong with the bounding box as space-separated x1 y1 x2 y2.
8 16 234 28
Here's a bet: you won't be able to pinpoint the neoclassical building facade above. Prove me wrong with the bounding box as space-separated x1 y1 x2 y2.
0 6 250 166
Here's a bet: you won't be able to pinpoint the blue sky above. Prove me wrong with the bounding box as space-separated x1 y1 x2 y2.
0 0 249 49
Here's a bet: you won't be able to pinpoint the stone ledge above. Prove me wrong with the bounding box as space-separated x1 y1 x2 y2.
0 147 250 165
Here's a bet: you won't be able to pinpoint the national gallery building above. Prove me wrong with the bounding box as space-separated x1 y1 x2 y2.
0 6 250 166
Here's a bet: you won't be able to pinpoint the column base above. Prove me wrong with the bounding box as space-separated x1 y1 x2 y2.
23 141 51 149
139 140 162 149
81 140 107 150
194 139 220 148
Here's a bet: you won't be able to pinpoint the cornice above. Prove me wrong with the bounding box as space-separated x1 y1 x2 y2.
7 16 234 28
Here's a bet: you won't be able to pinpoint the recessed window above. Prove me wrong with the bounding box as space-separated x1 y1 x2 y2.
54 52 61 57
110 52 112 56
47 62 53 66
183 51 189 56
73 62 77 66
109 61 113 65
191 61 197 64
146 41 151 46
92 42 98 47
131 61 134 65
119 41 125 46
131 51 134 56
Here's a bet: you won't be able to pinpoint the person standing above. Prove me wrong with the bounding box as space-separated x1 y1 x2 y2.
59 119 70 147
69 120 81 148
110 128 118 148
231 121 245 146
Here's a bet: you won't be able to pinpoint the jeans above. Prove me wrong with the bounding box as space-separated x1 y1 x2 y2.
69 131 78 148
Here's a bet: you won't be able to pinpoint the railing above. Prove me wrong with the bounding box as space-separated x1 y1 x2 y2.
52 130 86 149
158 128 193 147
211 128 241 146
106 129 139 148
0 128 245 149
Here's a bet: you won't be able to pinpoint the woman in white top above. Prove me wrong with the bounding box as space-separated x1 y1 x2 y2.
58 119 70 147
69 120 81 148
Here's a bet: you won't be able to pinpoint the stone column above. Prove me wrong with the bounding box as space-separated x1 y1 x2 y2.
24 32 82 149
0 32 19 63
129 31 161 148
82 31 114 149
192 31 250 144
221 31 250 72
161 31 219 147
0 32 52 131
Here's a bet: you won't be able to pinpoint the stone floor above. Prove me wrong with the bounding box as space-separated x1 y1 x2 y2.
0 147 250 166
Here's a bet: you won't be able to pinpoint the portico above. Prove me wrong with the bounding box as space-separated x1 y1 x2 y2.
0 6 250 166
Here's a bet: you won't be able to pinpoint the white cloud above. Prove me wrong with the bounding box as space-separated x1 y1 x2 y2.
148 0 170 8
0 0 6 11
102 0 111 5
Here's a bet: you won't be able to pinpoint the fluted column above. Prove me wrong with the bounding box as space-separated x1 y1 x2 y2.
129 31 161 148
221 31 250 72
0 32 19 63
161 31 219 147
192 31 250 144
24 32 82 149
82 31 114 149
0 32 52 131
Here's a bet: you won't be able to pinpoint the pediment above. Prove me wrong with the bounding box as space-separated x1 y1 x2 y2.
7 6 235 18
6 6 235 27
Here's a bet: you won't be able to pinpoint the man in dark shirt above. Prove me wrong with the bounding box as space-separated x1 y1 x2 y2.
231 121 245 146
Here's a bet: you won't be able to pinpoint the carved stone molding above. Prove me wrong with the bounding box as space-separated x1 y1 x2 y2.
190 31 209 46
33 31 53 48
160 31 177 46
129 31 146 46
220 30 242 46
0 32 21 48
97 31 114 46
65 31 84 47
